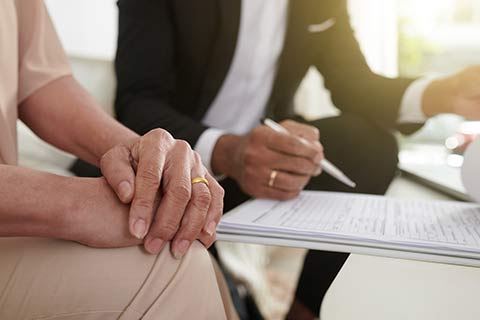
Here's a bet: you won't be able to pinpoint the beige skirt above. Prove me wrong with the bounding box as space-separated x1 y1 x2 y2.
0 238 238 320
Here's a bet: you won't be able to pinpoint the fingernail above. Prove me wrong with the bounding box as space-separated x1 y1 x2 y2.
118 181 132 201
205 221 217 236
148 238 164 254
314 153 323 164
173 240 190 260
132 218 147 239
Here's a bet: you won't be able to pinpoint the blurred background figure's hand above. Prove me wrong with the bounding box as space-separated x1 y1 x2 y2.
423 66 480 119
211 120 324 200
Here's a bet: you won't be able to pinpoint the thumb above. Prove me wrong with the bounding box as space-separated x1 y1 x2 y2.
100 145 136 204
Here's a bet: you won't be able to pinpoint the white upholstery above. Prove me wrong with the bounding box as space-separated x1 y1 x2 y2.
17 57 115 176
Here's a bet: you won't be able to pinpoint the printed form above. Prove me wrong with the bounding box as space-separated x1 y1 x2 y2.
219 191 480 254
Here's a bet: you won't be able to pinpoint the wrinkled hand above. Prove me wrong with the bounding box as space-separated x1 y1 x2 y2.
67 177 142 248
423 66 480 119
212 120 324 200
99 129 224 258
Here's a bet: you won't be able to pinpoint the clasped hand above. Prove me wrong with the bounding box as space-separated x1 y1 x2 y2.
93 129 223 258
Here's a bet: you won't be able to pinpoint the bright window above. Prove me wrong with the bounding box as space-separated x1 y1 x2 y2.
396 0 480 143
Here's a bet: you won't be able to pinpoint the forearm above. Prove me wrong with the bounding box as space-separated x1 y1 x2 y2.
19 76 138 166
0 164 78 239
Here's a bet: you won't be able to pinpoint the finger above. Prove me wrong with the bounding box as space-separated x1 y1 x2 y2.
258 185 300 201
128 140 166 240
100 145 136 204
171 180 211 258
264 148 321 176
170 155 211 258
144 141 193 255
280 120 320 142
198 172 224 248
265 130 323 163
261 168 310 192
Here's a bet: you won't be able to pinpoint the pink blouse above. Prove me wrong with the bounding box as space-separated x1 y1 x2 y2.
0 0 71 165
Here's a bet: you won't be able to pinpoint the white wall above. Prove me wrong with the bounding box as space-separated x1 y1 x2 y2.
44 0 118 60
44 0 398 70
349 0 398 77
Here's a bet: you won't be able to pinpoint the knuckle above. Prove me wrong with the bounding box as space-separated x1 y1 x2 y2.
192 189 212 209
174 139 192 152
167 184 191 204
176 226 196 240
132 197 154 213
286 157 305 171
99 150 114 168
318 143 324 153
312 127 320 138
250 127 266 144
210 202 223 221
193 151 202 163
204 234 216 248
138 166 161 185
149 128 173 141
156 220 179 240
179 220 202 239
143 130 174 153
286 137 300 152
214 184 225 199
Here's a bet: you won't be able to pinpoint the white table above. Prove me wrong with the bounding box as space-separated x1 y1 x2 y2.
320 176 480 320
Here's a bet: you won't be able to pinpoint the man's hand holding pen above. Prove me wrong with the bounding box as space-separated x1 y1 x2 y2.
211 119 324 200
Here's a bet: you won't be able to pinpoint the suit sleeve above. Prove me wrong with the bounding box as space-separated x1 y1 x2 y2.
115 0 207 145
314 0 420 133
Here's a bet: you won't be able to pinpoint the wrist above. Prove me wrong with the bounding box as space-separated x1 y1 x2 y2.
422 76 457 117
58 177 100 242
211 134 242 176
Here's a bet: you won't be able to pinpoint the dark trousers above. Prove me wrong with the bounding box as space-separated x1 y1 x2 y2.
71 113 399 318
219 113 399 316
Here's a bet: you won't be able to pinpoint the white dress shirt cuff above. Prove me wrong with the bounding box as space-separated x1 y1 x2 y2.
398 77 433 124
194 128 227 176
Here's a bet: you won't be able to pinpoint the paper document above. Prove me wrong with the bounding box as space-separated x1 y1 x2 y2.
218 191 480 254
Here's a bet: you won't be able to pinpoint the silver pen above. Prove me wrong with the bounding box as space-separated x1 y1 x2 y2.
262 118 357 188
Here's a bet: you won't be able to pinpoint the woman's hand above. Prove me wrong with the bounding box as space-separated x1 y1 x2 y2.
99 129 224 258
65 177 141 248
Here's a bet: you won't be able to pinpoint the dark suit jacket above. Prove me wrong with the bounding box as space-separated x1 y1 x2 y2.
114 0 416 148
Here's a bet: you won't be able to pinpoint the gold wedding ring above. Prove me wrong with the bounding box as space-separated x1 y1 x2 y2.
191 177 209 187
268 170 278 188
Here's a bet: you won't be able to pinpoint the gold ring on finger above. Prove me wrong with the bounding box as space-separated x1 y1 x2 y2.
191 176 209 187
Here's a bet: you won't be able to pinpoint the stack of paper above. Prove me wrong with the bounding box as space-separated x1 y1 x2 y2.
217 191 480 266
